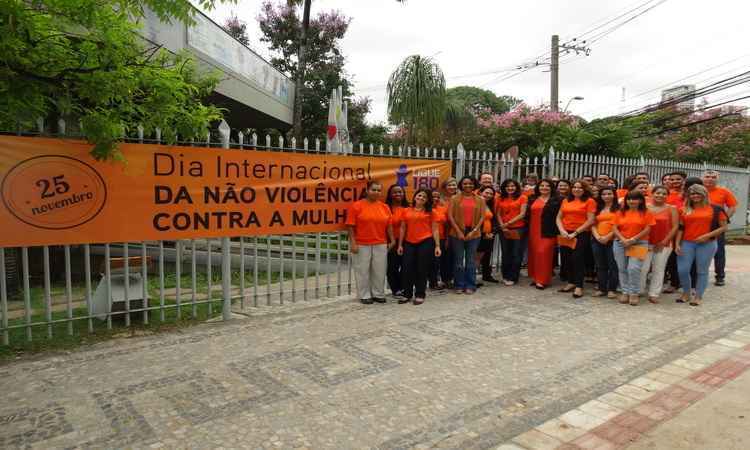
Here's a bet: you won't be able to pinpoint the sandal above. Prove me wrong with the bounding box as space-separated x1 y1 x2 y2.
663 286 676 294
607 291 617 299
629 295 640 306
689 298 702 306
573 288 584 298
619 294 629 304
535 283 546 290
557 285 575 293
591 290 605 297
648 296 659 304
413 298 424 305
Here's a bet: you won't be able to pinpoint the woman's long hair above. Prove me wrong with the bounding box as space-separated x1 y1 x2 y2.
412 189 434 213
595 187 620 214
499 179 522 199
567 180 592 202
621 191 647 213
385 184 408 209
684 184 710 215
533 179 557 198
479 186 496 213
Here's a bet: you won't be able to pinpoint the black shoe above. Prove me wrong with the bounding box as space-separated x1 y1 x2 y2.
360 298 374 304
392 290 405 297
398 297 411 304
372 297 387 303
476 282 484 288
715 279 725 286
483 276 500 283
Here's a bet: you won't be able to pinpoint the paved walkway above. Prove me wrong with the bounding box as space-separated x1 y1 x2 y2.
626 369 750 450
1 247 749 449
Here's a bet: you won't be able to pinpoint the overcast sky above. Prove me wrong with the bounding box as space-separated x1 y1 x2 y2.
201 0 750 125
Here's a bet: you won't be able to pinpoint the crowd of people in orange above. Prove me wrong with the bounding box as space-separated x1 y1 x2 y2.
345 169 737 307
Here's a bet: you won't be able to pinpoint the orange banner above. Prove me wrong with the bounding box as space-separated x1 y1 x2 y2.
0 136 452 247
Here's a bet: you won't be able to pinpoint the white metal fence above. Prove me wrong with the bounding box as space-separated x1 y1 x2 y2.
1 120 748 346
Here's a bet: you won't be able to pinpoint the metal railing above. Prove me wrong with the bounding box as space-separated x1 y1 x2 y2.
1 120 748 347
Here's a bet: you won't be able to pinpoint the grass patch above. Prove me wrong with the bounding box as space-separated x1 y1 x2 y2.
0 269 289 362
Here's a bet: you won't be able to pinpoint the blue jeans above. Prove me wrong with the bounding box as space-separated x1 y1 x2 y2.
450 236 480 290
500 231 527 283
613 240 648 294
591 239 618 293
714 233 726 281
678 240 718 298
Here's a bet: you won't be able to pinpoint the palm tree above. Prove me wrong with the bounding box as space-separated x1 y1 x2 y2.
386 55 446 144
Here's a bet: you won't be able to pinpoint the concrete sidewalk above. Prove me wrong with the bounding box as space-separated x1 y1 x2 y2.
0 246 749 449
626 366 750 450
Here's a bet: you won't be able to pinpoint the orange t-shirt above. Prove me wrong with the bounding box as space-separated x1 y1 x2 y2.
707 186 737 208
402 208 435 244
461 196 477 227
495 195 528 229
595 209 616 236
614 209 656 239
666 190 684 208
560 198 597 232
432 204 448 240
482 209 494 235
345 200 392 245
680 205 727 242
389 206 406 234
521 186 536 197
649 207 674 245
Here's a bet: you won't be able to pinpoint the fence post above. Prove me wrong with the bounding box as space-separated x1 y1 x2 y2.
218 120 233 321
548 146 556 177
456 143 465 178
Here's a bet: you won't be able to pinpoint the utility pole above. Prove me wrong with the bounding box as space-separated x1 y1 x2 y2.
550 35 559 111
550 35 591 112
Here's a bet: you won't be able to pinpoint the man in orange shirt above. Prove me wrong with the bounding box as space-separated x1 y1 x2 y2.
703 170 737 286
666 171 686 207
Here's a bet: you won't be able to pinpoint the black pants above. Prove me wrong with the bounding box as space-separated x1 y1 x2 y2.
666 251 680 288
430 239 451 287
500 231 526 282
591 239 618 292
387 248 403 295
559 232 591 288
479 238 495 279
584 236 596 278
715 233 726 281
402 239 435 299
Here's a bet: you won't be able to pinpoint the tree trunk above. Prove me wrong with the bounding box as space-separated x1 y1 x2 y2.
292 0 312 140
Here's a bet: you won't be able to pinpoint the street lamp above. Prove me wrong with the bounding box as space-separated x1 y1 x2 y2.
563 96 584 112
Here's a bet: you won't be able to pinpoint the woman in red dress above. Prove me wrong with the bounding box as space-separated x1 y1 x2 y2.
526 179 561 289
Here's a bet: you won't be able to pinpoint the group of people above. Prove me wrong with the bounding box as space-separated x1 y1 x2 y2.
346 169 737 307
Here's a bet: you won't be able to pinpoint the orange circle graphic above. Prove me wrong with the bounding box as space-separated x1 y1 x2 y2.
1 155 107 230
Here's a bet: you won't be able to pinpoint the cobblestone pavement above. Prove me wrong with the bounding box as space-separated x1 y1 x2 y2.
1 247 749 450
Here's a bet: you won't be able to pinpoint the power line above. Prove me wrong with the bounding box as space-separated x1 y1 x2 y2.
583 54 750 118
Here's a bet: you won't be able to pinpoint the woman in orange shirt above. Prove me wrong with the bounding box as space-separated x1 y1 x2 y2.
346 181 395 304
675 184 728 306
447 176 486 295
385 184 409 297
639 186 679 304
495 179 528 285
612 191 656 305
429 189 450 290
556 180 597 297
397 189 442 305
590 187 619 298
477 186 499 285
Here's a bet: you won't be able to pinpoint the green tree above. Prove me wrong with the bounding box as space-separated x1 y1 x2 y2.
223 13 250 46
446 86 521 116
386 55 446 144
1 0 231 159
257 1 372 140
